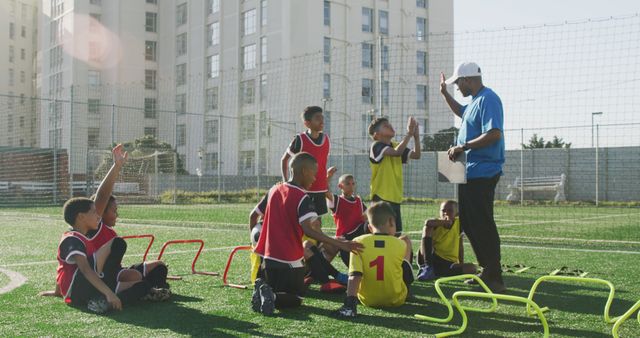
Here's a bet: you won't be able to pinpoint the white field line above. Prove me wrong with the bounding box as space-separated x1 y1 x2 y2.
403 231 640 245
0 268 28 294
0 245 241 268
496 213 636 228
408 240 640 255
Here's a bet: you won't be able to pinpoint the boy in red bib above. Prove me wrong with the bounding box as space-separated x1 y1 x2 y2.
252 152 363 315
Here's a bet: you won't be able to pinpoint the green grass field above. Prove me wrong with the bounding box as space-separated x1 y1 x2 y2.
1 203 639 337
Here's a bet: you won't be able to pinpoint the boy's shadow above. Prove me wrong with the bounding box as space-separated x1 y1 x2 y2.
109 295 272 337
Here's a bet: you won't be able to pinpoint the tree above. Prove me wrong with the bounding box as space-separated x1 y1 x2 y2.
422 127 459 151
522 134 571 149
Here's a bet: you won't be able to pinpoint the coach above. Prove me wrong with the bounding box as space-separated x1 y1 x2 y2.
440 62 506 293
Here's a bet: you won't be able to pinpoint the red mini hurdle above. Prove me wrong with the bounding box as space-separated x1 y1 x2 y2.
222 245 253 289
156 239 219 280
121 234 155 262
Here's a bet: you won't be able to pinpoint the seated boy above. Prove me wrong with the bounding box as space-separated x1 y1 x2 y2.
57 197 151 313
324 173 368 267
336 201 414 317
416 200 477 281
251 152 363 315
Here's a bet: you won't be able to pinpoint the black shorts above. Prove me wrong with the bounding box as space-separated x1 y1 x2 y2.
69 255 102 306
402 260 415 286
308 192 328 216
432 254 463 277
372 195 402 235
264 266 307 298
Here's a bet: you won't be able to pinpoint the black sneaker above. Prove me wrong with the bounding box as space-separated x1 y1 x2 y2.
259 283 275 316
336 304 357 318
142 287 172 302
251 278 264 312
87 296 109 314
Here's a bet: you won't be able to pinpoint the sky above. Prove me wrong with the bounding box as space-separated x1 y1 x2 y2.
450 0 640 148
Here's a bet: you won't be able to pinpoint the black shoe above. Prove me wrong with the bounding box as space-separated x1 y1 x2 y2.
251 278 264 312
336 304 357 318
87 296 109 314
259 283 275 316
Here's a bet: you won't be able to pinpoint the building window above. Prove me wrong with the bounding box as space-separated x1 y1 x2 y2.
144 98 157 118
19 93 24 105
382 45 389 71
21 25 26 38
242 44 256 70
176 63 187 86
207 54 219 78
205 119 219 143
238 150 255 176
261 37 267 63
9 46 14 63
261 0 267 26
176 3 188 27
242 9 256 36
417 0 427 8
145 41 157 61
379 10 388 35
241 80 255 105
323 73 331 99
323 37 331 64
9 22 15 39
417 84 427 109
260 74 267 102
88 128 100 148
323 111 331 137
362 113 374 137
240 115 256 140
362 43 373 68
20 48 24 60
88 70 101 88
417 51 427 75
259 111 269 136
88 99 100 114
207 22 220 46
145 70 156 89
206 87 218 111
20 71 25 83
324 1 330 26
176 33 187 56
204 152 218 173
417 17 427 41
362 8 373 33
144 127 157 138
208 0 219 14
176 124 186 146
146 0 157 4
90 0 101 5
176 93 186 114
145 12 157 32
362 78 374 104
8 69 14 86
382 81 389 105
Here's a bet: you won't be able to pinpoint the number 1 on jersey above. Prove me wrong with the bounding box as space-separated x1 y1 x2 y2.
369 256 384 280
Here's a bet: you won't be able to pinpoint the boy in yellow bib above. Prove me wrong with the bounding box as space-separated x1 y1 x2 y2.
416 200 477 280
336 202 414 317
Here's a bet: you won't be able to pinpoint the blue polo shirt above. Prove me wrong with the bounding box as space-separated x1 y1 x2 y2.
457 87 505 179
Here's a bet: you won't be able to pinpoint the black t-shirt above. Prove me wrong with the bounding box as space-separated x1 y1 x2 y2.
288 132 325 154
59 236 87 264
369 141 410 164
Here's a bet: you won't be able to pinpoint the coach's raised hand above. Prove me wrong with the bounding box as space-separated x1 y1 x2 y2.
112 143 128 168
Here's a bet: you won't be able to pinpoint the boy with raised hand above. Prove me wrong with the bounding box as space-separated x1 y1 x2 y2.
281 106 335 223
368 116 421 236
57 198 151 314
324 173 368 267
416 200 477 281
252 152 363 315
336 201 414 317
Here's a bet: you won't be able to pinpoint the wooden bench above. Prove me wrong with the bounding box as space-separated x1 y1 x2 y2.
506 174 566 202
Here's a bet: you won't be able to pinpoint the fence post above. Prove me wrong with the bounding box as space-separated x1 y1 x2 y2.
217 115 222 203
111 104 115 145
595 124 599 206
68 86 74 198
53 98 58 204
520 128 524 206
453 130 458 201
173 111 178 205
256 115 261 201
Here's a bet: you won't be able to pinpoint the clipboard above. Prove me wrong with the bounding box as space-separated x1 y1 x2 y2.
437 151 467 184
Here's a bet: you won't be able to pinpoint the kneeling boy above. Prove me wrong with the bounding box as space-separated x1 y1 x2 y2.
336 201 414 317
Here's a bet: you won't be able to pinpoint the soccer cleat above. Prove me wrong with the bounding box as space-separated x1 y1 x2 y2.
259 283 275 316
87 296 109 314
416 265 436 281
303 276 315 286
336 304 357 318
320 280 347 293
335 272 349 285
251 278 264 312
142 287 172 302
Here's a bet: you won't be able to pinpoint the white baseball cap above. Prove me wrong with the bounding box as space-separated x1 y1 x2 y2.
445 62 482 85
